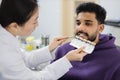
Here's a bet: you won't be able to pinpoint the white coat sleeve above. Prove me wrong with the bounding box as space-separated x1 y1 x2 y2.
33 56 72 80
2 52 72 80
22 46 53 67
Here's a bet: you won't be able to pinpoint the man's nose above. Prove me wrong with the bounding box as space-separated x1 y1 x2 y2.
77 24 87 31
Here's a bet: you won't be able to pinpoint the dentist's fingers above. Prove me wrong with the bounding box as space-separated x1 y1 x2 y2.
49 36 70 52
65 47 87 61
75 47 85 53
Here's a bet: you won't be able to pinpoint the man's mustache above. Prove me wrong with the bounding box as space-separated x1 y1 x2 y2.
76 31 89 37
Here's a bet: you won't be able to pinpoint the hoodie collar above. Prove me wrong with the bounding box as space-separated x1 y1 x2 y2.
95 34 116 50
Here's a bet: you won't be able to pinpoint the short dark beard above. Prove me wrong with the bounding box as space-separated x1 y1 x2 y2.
88 34 96 41
75 30 97 42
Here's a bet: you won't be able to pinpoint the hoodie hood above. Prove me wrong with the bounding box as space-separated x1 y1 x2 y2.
95 34 116 50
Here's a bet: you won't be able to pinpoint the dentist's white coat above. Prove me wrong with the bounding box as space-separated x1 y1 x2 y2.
0 25 72 80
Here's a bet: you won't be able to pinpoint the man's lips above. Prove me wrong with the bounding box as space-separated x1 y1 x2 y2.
77 33 88 39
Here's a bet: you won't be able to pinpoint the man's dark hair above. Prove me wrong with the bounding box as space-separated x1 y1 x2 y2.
0 0 38 28
76 2 106 24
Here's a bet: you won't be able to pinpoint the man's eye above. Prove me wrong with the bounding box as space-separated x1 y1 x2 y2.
76 22 81 25
85 23 92 26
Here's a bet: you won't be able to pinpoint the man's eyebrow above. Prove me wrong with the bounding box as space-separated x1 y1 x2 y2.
76 20 80 22
76 20 93 22
85 20 93 22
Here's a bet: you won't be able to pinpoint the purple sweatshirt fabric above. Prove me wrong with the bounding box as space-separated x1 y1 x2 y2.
52 34 120 80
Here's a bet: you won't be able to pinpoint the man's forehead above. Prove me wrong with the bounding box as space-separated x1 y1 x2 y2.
77 12 96 18
76 12 96 22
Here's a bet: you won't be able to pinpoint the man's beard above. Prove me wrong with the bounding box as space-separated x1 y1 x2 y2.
75 30 97 42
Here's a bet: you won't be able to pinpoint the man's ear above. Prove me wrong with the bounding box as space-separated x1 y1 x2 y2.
99 24 104 33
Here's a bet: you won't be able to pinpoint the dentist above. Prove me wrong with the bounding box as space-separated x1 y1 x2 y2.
0 0 87 80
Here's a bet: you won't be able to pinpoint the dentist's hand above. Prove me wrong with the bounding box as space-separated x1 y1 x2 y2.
65 47 87 61
49 36 69 52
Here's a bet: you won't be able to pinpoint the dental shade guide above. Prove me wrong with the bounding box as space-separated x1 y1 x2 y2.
70 36 96 54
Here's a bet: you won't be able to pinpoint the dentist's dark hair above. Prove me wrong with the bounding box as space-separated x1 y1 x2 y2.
0 0 38 28
76 2 106 24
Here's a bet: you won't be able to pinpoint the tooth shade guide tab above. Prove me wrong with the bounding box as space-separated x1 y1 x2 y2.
74 36 96 46
70 36 96 54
